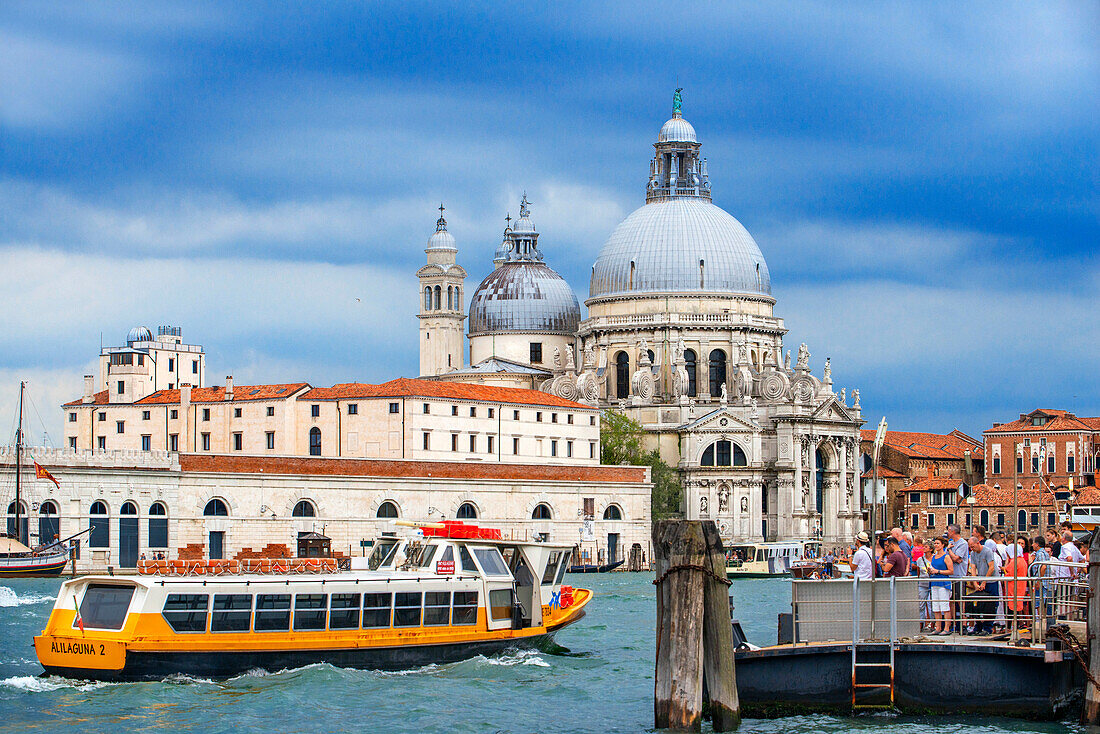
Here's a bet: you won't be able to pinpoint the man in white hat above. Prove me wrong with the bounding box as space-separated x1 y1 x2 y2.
852 531 874 580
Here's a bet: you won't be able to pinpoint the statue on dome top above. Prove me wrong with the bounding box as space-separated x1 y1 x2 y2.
673 88 683 115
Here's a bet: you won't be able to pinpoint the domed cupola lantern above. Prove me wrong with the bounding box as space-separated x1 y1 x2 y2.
417 204 467 376
648 88 710 202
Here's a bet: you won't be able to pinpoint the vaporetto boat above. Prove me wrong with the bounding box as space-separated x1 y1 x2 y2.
34 522 590 680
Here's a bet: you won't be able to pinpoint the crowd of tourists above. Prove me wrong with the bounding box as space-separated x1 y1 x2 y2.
847 522 1088 636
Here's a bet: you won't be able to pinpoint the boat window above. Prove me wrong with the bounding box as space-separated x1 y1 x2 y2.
489 588 513 621
210 594 252 632
554 555 569 585
424 592 451 626
452 591 478 626
1092 508 1100 517
362 593 392 628
254 594 292 631
418 545 439 568
472 548 510 577
329 593 361 630
541 552 561 585
78 584 135 631
367 539 400 570
513 555 535 588
294 594 328 631
394 592 422 627
162 593 209 633
459 545 479 574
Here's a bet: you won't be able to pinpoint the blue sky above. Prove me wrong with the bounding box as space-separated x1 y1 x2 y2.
2 1 1098 442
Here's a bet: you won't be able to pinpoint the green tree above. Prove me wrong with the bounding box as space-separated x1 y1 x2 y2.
601 410 683 521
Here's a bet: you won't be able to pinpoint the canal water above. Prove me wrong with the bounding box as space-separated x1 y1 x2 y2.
0 574 1082 733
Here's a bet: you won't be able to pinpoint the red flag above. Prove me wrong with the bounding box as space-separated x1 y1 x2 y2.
74 596 84 634
34 462 60 489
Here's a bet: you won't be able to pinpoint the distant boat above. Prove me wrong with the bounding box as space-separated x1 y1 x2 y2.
568 560 624 573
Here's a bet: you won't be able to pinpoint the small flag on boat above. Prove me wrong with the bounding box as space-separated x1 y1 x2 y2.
34 462 60 489
73 596 84 634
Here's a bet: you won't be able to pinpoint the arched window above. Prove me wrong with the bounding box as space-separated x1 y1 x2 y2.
424 286 431 310
148 502 168 548
629 261 635 289
457 502 478 519
615 351 630 399
814 449 826 514
6 500 28 543
89 501 109 548
39 501 60 547
433 285 441 310
292 500 316 517
1017 509 1027 532
603 504 623 521
447 285 453 310
532 503 552 520
979 509 989 527
309 427 322 456
204 498 228 517
684 349 697 397
376 501 399 519
708 349 726 398
455 287 462 311
700 440 747 467
120 501 138 515
699 259 705 288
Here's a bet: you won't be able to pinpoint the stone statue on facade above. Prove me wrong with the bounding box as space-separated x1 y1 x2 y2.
740 496 749 513
565 345 576 372
583 342 596 370
720 382 728 405
784 349 791 371
823 357 831 382
839 388 846 404
796 343 810 370
718 485 729 514
852 389 861 409
700 495 708 517
552 347 562 370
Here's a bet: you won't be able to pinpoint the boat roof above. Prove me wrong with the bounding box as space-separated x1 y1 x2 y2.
0 536 32 554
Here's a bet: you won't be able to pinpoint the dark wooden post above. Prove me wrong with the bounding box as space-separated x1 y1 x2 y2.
1082 529 1100 724
654 519 740 732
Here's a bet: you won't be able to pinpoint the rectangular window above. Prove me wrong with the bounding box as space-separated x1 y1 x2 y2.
394 592 423 627
97 436 106 450
117 380 125 395
362 592 392 628
211 594 252 632
536 412 543 422
470 407 477 417
423 403 430 414
170 409 178 419
266 406 275 417
1032 456 1039 473
423 591 451 626
423 432 430 450
254 594 291 631
233 433 243 451
168 358 175 371
469 435 476 452
388 402 399 414
137 354 143 366
567 414 573 425
234 407 242 418
452 405 458 416
514 410 520 420
513 437 520 454
927 513 935 529
487 435 494 454
590 442 596 459
567 440 573 457
265 431 275 450
141 435 151 451
965 513 971 528
1068 455 1076 473
162 593 209 633
551 413 558 423
98 411 106 421
116 420 125 434
911 513 919 529
192 359 198 374
293 594 327 631
311 404 320 417
452 591 478 626
77 584 135 631
590 416 596 426
909 492 920 504
451 434 459 451
201 433 211 451
142 410 150 421
489 588 513 621
1048 512 1056 526
1030 512 1039 527
169 433 178 452
1048 455 1056 473
1017 456 1023 474
329 593 360 629
551 440 558 457
69 436 77 449
946 513 955 527
997 513 1006 527
203 408 210 421
993 456 1001 474
488 408 494 418
530 342 542 363
69 412 77 422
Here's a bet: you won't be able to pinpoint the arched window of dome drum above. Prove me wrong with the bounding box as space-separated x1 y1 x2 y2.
376 501 399 519
204 498 228 517
684 349 697 397
148 502 168 548
700 440 746 467
39 501 60 548
89 501 109 548
814 449 825 515
615 351 630 399
699 259 704 289
457 502 478 519
708 349 726 398
532 503 552 520
433 285 441 310
603 505 623 521
447 286 452 310
629 261 635 289
292 500 316 517
424 287 431 311
309 427 321 456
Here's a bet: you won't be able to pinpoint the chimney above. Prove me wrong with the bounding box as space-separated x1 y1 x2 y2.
82 375 94 403
225 375 234 401
181 383 192 452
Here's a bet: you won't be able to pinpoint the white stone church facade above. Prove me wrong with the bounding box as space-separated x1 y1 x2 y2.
419 95 865 545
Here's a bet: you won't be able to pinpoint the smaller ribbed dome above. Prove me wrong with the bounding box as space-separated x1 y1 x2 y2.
658 112 696 143
425 206 456 251
127 326 153 345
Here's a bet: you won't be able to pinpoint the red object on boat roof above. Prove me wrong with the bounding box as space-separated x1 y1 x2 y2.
420 520 503 541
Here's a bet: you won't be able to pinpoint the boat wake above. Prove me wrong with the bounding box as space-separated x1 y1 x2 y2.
478 649 550 668
0 586 55 607
0 675 116 693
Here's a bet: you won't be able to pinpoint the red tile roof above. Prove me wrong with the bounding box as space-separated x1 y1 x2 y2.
969 483 1058 507
984 409 1100 434
300 378 594 410
906 476 971 492
180 454 645 483
63 390 109 407
860 428 983 460
1076 487 1100 505
136 383 311 405
860 467 907 479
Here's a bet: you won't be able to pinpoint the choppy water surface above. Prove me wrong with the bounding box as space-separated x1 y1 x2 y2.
0 575 1081 733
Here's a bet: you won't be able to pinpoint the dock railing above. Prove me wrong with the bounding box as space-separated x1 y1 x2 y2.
790 560 1087 646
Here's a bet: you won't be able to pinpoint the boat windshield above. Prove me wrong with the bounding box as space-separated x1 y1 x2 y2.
367 539 400 570
472 547 510 577
730 545 757 562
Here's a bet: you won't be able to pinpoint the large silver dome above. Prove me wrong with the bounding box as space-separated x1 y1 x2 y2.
469 261 581 335
589 198 771 300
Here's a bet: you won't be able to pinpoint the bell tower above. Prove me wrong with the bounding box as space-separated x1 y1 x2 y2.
417 205 467 376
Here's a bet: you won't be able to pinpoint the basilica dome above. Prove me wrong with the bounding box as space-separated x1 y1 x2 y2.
588 103 771 301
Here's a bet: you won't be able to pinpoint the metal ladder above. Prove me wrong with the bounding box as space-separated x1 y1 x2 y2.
850 578 896 711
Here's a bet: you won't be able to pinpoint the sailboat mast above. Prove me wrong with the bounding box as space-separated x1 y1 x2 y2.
15 381 24 543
